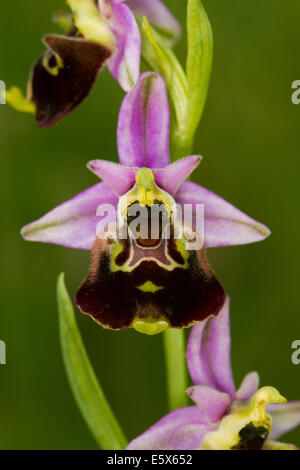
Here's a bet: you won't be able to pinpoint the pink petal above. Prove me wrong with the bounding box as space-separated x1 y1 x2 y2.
153 156 202 195
176 181 271 247
236 372 259 401
126 0 181 44
88 160 136 195
21 182 118 250
106 2 141 91
117 72 170 168
187 385 231 423
187 297 236 398
126 406 211 450
268 402 300 440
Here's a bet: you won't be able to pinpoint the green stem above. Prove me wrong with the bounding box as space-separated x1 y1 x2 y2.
138 0 213 414
163 329 188 411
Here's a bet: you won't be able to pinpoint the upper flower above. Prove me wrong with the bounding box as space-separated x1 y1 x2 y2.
127 297 300 450
22 72 270 332
6 0 180 127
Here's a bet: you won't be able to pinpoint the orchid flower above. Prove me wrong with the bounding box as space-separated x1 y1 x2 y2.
6 0 180 127
127 297 300 450
22 72 270 333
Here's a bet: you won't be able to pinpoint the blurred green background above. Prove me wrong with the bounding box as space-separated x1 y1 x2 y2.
0 0 299 449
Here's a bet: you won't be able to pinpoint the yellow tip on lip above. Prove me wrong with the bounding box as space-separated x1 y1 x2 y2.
5 87 36 114
132 317 169 335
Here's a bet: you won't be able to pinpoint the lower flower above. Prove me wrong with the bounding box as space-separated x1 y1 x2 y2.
200 386 294 450
126 298 300 450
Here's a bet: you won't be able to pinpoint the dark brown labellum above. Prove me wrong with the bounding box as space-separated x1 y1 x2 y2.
29 34 111 127
76 229 226 330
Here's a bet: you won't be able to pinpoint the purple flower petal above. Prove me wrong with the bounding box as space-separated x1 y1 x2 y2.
21 182 118 249
105 2 141 91
88 160 136 195
187 297 236 397
268 402 300 440
176 181 271 247
108 0 126 5
187 385 231 423
117 72 170 168
126 0 181 44
153 156 202 195
126 406 211 450
235 372 259 401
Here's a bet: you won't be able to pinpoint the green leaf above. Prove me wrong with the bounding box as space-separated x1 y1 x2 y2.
184 0 213 142
57 273 127 450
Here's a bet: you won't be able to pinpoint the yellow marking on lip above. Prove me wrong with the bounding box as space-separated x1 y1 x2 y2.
42 51 64 77
136 281 164 293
